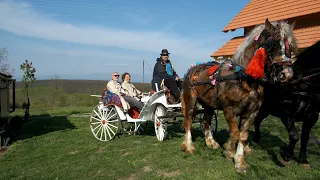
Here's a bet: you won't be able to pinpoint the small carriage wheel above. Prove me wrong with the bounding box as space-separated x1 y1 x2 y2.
199 110 218 138
153 104 168 141
90 104 120 141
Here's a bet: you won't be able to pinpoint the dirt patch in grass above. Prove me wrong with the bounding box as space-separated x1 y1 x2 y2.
122 152 131 156
142 166 152 172
68 150 79 155
96 147 106 153
119 174 137 180
158 170 181 178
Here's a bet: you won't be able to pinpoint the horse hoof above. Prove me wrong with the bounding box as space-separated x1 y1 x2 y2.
235 165 247 174
180 143 195 154
180 143 187 151
279 157 291 166
300 163 311 169
244 145 252 155
207 141 220 150
223 150 234 160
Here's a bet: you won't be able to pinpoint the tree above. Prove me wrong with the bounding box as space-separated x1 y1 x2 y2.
0 48 14 74
20 59 36 120
51 74 63 108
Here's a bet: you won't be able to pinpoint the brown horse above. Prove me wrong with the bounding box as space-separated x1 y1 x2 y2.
180 19 298 173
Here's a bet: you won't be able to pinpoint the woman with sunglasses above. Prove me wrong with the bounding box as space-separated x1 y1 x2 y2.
107 72 144 110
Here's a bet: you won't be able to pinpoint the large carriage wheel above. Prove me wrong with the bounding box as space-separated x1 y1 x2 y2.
199 110 218 138
153 105 168 141
90 104 120 141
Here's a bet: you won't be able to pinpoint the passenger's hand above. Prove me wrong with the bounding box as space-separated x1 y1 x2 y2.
175 76 179 81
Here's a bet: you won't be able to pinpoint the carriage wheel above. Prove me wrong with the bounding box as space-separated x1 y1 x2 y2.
199 110 218 138
90 104 120 141
153 105 168 141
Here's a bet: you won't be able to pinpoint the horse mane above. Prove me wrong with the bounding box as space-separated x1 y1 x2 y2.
232 21 298 66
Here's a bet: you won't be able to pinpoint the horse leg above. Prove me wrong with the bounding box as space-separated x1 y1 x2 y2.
252 107 269 144
202 107 220 149
223 109 239 161
234 112 258 173
180 90 197 154
298 111 318 168
279 116 299 164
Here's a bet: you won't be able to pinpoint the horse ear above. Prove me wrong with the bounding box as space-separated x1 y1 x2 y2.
290 20 296 31
265 18 275 32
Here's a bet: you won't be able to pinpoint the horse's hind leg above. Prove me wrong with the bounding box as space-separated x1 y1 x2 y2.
298 111 318 168
202 107 220 149
180 90 197 154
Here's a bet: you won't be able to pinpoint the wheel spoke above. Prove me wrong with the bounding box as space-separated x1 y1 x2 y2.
92 124 102 131
91 121 101 125
106 122 118 128
93 109 102 119
105 124 112 140
95 125 103 137
91 116 101 122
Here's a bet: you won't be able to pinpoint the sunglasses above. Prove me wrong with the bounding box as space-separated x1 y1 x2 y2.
113 75 119 77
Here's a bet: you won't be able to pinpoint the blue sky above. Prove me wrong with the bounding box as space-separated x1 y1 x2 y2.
0 0 249 82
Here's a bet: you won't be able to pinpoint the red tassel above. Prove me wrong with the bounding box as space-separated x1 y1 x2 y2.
208 65 219 75
246 48 267 79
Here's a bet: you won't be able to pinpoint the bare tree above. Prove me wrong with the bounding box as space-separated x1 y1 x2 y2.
51 74 63 108
0 48 14 74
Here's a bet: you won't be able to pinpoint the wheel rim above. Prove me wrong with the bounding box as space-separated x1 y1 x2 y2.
90 105 119 141
154 106 167 141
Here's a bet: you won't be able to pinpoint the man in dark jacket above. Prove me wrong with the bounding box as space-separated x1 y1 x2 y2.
152 49 182 103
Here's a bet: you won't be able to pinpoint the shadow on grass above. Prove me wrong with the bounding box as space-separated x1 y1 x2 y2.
5 114 76 145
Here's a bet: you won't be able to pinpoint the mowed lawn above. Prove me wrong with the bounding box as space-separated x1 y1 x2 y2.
1 108 320 179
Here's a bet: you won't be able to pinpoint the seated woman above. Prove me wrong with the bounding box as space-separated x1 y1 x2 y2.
107 72 144 111
121 72 142 101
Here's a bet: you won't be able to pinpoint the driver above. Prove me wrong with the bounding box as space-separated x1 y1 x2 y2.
152 49 182 103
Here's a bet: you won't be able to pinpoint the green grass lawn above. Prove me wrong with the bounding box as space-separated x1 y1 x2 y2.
1 108 320 179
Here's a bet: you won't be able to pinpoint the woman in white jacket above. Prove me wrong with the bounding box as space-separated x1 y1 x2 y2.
121 72 142 100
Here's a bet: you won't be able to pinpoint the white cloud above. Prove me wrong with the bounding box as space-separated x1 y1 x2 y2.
0 0 216 59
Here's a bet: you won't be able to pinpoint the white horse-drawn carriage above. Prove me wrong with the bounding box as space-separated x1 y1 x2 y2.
89 84 218 142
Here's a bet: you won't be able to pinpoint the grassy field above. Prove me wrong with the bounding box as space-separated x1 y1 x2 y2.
13 79 152 108
1 79 319 179
0 106 320 179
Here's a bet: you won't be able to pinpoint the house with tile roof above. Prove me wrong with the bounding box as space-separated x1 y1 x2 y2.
211 0 320 61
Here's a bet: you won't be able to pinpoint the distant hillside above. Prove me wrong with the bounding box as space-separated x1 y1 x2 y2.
15 79 152 94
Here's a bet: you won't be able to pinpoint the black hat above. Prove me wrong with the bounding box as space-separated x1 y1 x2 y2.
160 49 170 56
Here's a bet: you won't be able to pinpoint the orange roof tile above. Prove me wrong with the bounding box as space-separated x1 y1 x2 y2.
211 25 320 57
223 0 320 32
211 36 245 57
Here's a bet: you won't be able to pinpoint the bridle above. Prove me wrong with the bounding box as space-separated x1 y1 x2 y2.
255 28 294 82
257 29 293 65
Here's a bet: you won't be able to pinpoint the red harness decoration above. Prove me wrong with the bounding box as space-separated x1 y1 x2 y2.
208 65 220 75
246 48 267 79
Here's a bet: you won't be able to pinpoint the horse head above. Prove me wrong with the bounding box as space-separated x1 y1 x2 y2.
233 18 298 83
